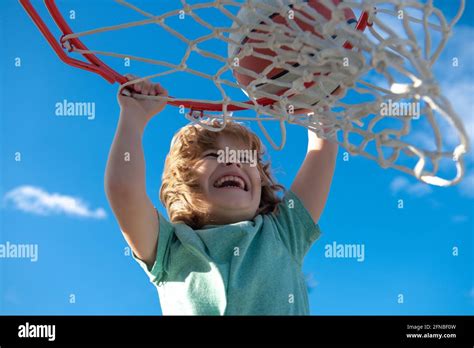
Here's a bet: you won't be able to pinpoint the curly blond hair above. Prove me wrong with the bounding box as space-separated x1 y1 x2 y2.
159 121 285 229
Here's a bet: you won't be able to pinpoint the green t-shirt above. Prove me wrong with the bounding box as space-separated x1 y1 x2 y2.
133 190 321 315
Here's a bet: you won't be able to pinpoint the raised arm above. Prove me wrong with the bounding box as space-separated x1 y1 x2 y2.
290 129 338 224
104 75 168 268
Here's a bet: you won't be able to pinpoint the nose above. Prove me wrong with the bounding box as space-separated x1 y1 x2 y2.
225 161 241 168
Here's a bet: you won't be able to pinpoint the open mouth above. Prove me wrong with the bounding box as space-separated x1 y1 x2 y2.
213 175 248 191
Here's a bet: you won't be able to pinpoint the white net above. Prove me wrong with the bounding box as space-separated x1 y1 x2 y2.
60 0 469 186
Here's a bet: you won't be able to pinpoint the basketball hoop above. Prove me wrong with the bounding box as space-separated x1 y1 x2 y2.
20 0 469 186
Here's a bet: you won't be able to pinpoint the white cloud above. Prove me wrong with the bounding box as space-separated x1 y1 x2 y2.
435 26 474 154
356 20 472 155
451 214 468 223
440 80 473 149
411 25 473 137
436 23 474 153
468 287 474 305
396 25 474 184
304 272 318 293
458 171 474 198
390 176 433 197
345 12 472 189
3 185 106 219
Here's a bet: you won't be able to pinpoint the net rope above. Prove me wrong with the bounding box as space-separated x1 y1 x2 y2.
60 0 469 186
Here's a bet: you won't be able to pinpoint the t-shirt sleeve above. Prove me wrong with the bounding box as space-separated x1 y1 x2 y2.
131 209 175 285
268 190 322 265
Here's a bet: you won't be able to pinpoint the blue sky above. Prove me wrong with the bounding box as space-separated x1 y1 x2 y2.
0 0 473 315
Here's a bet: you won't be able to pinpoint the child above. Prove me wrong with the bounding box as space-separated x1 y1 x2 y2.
105 75 338 315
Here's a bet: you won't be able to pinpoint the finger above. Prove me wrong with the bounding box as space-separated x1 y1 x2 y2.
149 82 157 96
154 83 163 94
124 73 138 80
133 83 142 93
123 74 144 93
141 80 153 95
154 83 167 95
120 89 132 97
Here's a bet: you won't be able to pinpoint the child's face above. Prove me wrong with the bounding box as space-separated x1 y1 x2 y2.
193 134 262 225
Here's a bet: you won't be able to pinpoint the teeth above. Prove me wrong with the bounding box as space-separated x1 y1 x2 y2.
214 175 246 190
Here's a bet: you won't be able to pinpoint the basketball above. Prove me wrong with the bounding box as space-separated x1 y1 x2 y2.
229 0 358 113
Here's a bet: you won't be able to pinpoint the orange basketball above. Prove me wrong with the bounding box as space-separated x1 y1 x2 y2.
229 0 358 112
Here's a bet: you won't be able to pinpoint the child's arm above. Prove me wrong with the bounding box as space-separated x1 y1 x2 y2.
290 130 338 224
105 75 168 268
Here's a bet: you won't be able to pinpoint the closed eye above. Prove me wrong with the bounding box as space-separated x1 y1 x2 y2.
204 152 218 158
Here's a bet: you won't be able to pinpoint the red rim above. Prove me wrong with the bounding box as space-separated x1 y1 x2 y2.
19 0 370 112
